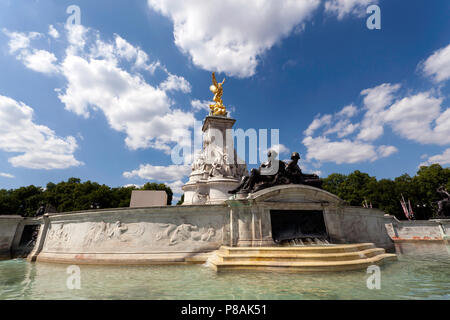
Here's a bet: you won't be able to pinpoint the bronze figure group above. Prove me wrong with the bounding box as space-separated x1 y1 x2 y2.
229 151 322 194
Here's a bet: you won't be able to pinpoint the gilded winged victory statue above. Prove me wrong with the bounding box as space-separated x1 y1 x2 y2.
209 72 227 116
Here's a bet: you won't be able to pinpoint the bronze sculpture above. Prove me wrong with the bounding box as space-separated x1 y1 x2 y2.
228 151 322 194
436 186 450 217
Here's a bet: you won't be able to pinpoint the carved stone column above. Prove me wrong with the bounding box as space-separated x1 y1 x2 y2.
183 116 248 205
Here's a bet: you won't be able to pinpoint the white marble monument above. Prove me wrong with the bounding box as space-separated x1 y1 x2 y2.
182 115 248 205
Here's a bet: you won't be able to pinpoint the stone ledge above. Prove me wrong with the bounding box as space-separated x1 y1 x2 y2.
34 251 214 265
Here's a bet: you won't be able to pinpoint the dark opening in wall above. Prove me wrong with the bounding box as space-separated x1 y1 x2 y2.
270 210 327 243
14 224 40 258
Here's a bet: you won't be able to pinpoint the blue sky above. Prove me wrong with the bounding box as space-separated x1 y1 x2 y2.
0 0 449 200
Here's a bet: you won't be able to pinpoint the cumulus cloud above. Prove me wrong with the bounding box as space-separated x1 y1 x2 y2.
2 29 41 53
166 179 185 195
302 136 395 164
58 51 194 151
384 93 450 145
191 99 211 113
48 25 60 39
357 83 401 141
3 29 58 74
0 172 14 178
260 143 290 157
421 43 450 83
302 78 450 166
325 0 376 19
0 95 83 169
159 73 191 93
420 148 450 167
302 92 398 164
336 104 358 118
21 49 59 74
123 163 191 197
123 163 191 181
5 24 197 153
324 119 359 138
304 114 332 136
147 0 320 77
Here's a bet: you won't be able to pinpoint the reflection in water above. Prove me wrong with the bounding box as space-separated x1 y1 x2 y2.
0 243 449 300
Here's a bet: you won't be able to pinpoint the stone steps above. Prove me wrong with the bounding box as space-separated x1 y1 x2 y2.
215 248 387 263
207 244 397 272
218 243 376 255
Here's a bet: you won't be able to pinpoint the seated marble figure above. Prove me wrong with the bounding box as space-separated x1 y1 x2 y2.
228 151 322 194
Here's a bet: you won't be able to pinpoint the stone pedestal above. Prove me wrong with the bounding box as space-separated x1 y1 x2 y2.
183 116 248 205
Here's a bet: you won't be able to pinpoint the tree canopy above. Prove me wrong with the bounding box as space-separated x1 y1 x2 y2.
0 178 173 217
321 164 450 220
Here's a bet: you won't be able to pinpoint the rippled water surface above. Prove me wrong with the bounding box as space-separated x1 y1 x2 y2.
1 243 449 300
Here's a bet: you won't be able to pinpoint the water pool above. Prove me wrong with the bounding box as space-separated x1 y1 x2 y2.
1 243 449 300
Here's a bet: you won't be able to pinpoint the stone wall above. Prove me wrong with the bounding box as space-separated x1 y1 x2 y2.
33 205 229 264
385 218 449 241
0 215 22 259
227 185 395 251
5 185 448 265
328 207 394 250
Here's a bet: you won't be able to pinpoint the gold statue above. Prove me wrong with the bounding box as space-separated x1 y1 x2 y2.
209 72 227 116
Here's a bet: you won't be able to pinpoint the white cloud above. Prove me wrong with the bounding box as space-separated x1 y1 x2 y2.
66 24 87 55
48 25 60 39
302 136 394 164
124 165 188 196
3 29 58 75
384 92 450 145
123 183 143 188
271 143 290 155
21 49 59 74
377 145 398 158
420 148 450 167
2 29 41 53
304 114 332 136
54 26 196 152
191 99 211 112
0 95 83 169
336 104 358 118
113 34 162 73
123 163 191 181
159 73 191 93
302 82 450 166
357 83 401 141
4 25 198 154
0 172 14 178
421 43 450 83
166 179 184 195
325 0 376 19
324 119 359 138
261 143 290 157
147 0 320 77
302 86 398 164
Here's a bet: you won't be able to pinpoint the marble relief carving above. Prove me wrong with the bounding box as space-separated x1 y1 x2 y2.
156 223 217 246
46 224 70 244
83 221 144 246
